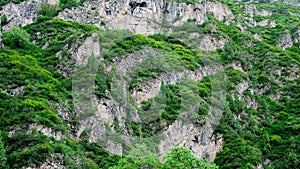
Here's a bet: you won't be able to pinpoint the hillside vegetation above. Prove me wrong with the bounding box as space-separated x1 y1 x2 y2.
0 0 299 168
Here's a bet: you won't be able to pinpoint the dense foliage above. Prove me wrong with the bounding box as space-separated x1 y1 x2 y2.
0 0 299 168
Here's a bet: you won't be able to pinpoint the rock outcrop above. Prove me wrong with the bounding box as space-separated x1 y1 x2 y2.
198 35 228 51
159 119 223 162
72 46 229 160
1 0 59 32
244 5 272 17
277 32 293 50
131 64 224 105
57 0 233 35
56 32 100 77
23 154 64 169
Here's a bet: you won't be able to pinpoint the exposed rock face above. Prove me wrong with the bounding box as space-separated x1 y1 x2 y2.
28 124 62 140
293 29 300 49
72 47 227 159
73 47 268 161
227 62 247 74
4 85 25 96
246 95 258 109
284 0 300 6
198 35 228 51
205 1 234 21
131 65 224 105
278 33 293 50
235 81 249 99
159 119 223 162
47 0 59 5
244 5 272 17
57 0 233 35
56 32 100 77
257 19 276 28
241 5 276 28
1 0 59 32
253 33 262 41
1 0 234 35
114 48 163 74
23 154 65 169
71 32 100 66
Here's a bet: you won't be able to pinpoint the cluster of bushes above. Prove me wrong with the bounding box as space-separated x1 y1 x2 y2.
127 76 213 137
0 0 25 6
36 0 86 22
0 131 219 169
0 1 299 168
104 34 202 70
0 52 66 130
193 7 300 168
215 92 300 168
112 146 218 169
25 18 98 55
2 27 32 49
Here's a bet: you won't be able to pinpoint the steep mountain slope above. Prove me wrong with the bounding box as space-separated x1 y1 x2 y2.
0 0 299 169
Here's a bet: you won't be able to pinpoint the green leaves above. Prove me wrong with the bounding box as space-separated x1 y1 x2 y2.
0 136 8 169
111 146 218 169
37 3 61 22
2 27 32 49
110 144 160 169
163 147 218 169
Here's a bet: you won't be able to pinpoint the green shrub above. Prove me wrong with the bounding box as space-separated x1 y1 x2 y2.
100 20 106 26
1 14 8 27
163 147 218 169
3 27 32 49
37 3 61 22
0 0 25 6
59 0 80 9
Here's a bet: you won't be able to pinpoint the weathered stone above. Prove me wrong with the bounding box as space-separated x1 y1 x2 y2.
1 0 60 32
57 0 233 35
277 32 293 50
28 123 62 140
198 35 228 51
158 119 223 162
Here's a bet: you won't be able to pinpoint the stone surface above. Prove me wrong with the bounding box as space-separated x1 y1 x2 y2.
56 32 100 77
73 47 247 160
28 123 62 140
57 0 233 35
158 119 223 162
23 154 65 169
244 5 272 17
257 19 276 28
198 35 228 51
277 32 293 50
72 32 100 66
1 0 60 32
1 0 234 37
131 65 223 104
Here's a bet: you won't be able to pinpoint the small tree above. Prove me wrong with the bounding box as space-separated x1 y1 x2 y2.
0 136 8 169
2 27 32 49
109 144 160 169
162 147 218 169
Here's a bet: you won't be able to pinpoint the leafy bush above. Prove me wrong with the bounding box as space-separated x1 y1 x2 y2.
0 137 8 169
37 3 61 22
1 14 8 27
163 147 218 169
59 0 80 9
2 27 32 49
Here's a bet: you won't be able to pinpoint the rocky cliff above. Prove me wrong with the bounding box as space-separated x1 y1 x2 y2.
57 0 234 35
0 0 299 169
